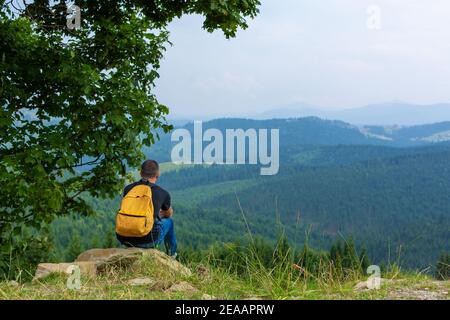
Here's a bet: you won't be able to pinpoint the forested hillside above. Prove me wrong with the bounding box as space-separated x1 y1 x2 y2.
161 147 450 268
49 118 450 270
144 117 450 162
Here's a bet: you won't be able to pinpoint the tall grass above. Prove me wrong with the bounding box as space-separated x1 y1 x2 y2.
178 194 371 298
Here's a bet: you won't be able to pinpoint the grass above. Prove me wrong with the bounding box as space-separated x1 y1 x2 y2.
1 251 448 300
1 194 448 300
1 268 446 300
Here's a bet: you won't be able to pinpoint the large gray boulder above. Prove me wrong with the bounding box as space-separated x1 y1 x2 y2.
34 261 97 281
33 247 191 281
76 248 192 276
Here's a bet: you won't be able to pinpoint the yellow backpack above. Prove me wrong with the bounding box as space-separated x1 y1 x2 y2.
115 183 154 237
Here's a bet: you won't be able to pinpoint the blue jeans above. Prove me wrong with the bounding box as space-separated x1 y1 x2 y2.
131 218 177 255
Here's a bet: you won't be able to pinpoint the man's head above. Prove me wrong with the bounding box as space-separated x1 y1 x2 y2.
140 159 160 182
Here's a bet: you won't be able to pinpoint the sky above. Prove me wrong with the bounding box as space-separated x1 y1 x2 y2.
153 0 450 119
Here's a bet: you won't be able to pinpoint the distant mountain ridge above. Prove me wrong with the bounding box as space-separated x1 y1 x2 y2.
147 117 450 163
245 102 450 126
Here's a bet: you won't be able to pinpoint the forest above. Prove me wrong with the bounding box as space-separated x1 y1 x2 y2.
2 1 448 302
45 118 450 275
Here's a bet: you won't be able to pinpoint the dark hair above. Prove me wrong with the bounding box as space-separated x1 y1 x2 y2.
141 160 159 179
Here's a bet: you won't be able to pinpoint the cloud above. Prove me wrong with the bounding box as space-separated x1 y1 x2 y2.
154 0 450 117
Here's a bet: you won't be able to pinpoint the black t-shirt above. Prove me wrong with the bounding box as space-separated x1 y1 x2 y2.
116 179 171 245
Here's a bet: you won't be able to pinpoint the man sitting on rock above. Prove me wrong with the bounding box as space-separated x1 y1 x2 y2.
116 159 177 259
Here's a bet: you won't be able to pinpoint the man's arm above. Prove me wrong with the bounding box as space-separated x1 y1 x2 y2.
160 207 173 218
160 192 173 218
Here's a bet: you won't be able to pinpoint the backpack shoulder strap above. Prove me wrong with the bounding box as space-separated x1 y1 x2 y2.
124 179 151 195
128 179 161 222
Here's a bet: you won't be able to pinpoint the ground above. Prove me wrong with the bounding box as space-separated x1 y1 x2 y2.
0 252 448 300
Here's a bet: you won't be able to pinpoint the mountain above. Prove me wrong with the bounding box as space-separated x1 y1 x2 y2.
141 117 450 269
362 122 450 144
50 117 450 271
160 147 450 269
252 102 450 126
64 142 450 269
145 117 385 163
335 103 450 126
249 102 324 120
146 118 450 163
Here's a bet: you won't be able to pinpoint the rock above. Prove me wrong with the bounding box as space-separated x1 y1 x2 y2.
142 249 192 277
34 247 192 281
243 296 265 300
149 280 171 291
354 281 370 291
354 278 392 291
33 261 97 281
76 248 192 276
76 248 142 272
201 293 217 300
126 277 155 286
353 278 450 299
388 289 444 300
76 248 140 263
7 281 19 287
385 280 450 300
166 281 199 293
196 265 210 279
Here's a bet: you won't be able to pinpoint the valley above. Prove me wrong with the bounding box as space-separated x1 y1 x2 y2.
50 117 450 271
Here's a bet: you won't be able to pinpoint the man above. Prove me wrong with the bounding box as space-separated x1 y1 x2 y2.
116 160 177 258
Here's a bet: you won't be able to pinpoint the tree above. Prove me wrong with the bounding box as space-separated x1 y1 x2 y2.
359 246 370 273
342 237 360 273
66 231 83 262
103 226 118 249
273 234 291 266
436 253 450 280
330 243 340 262
0 0 260 277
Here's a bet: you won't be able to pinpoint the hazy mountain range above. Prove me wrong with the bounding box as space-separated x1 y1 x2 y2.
171 102 450 126
249 102 450 126
145 117 450 168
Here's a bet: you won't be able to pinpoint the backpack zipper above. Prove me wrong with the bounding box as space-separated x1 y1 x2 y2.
118 212 146 218
118 212 148 227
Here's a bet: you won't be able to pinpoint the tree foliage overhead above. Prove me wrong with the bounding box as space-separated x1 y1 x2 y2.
0 0 260 275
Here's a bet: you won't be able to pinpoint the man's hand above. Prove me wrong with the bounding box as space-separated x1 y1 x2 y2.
160 207 173 218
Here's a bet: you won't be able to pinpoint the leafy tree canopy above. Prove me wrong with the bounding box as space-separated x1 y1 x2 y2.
0 0 260 275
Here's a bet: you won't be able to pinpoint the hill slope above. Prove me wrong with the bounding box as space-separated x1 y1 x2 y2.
49 117 450 271
51 143 450 270
145 118 450 163
160 149 450 268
